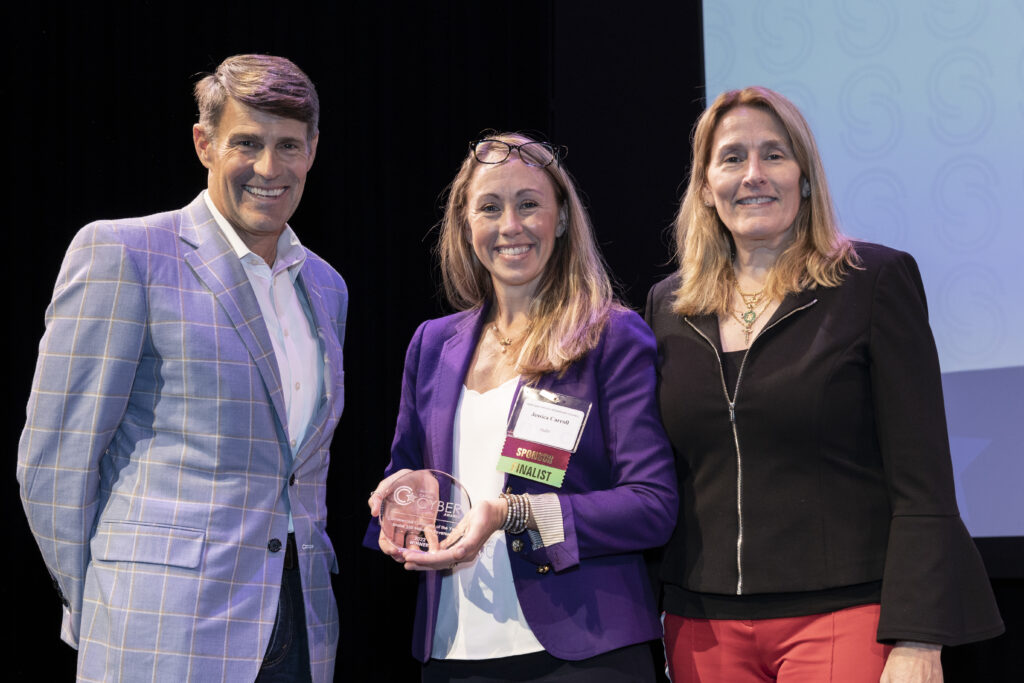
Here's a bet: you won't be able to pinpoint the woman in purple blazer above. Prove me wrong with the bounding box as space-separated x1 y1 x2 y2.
367 133 677 681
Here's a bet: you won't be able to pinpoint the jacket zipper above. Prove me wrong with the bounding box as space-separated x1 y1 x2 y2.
685 299 816 594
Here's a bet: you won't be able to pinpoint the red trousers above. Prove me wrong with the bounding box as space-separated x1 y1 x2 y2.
664 604 893 682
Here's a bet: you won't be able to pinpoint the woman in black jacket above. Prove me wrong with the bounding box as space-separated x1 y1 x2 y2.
646 86 1003 683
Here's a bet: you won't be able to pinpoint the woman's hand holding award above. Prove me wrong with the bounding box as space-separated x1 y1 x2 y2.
378 469 472 556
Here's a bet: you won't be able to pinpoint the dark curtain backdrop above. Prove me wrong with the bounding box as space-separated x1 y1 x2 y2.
7 2 1019 681
7 2 703 680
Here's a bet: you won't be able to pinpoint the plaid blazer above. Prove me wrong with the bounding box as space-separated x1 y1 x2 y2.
18 194 346 682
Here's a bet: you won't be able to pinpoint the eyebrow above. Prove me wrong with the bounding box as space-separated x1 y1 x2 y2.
226 132 306 147
715 138 791 154
474 187 546 200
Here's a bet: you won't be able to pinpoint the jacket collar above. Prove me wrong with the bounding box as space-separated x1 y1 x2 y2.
685 287 819 351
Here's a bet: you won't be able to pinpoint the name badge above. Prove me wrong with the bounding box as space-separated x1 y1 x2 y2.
496 387 592 488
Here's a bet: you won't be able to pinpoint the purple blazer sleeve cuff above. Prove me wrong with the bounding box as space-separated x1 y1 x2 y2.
537 495 579 571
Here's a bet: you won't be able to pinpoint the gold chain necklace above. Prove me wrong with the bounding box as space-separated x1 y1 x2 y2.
490 323 515 353
731 285 769 344
737 287 764 309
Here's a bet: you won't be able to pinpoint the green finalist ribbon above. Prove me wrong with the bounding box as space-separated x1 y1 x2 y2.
496 456 566 487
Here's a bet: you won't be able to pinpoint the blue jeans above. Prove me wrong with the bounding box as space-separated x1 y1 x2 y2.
256 537 311 683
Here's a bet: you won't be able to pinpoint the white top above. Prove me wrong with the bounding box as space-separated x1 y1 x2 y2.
431 376 545 659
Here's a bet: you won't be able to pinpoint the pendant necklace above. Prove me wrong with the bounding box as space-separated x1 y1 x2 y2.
490 323 514 353
732 286 769 344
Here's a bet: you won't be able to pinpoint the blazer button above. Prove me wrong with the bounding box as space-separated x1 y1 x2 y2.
268 538 283 553
289 474 296 486
511 539 524 553
536 564 551 574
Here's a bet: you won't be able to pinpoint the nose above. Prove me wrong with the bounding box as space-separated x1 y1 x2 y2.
743 157 766 185
253 148 280 179
499 210 524 234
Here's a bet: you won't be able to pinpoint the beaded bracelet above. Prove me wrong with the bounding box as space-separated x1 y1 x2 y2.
500 492 515 529
500 493 519 533
499 492 531 535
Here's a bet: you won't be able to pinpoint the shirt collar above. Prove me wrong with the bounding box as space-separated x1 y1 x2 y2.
202 190 307 277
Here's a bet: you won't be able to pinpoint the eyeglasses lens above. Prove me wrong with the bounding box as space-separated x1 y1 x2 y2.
472 140 556 167
474 141 511 164
518 143 555 167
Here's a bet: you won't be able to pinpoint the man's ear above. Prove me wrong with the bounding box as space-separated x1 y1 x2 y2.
306 131 319 170
193 124 214 169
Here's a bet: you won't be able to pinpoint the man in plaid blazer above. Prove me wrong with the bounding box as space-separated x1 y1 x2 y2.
18 55 345 682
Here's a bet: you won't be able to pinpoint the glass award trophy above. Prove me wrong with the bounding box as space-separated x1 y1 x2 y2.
379 469 472 552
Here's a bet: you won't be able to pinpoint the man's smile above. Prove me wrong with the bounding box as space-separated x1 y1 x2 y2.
243 185 287 198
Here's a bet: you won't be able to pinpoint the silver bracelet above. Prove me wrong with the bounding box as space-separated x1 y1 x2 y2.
499 492 530 535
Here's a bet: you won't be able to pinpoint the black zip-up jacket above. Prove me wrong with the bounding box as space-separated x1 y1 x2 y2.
645 242 1003 645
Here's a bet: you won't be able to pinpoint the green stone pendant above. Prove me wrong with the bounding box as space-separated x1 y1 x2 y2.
742 310 757 325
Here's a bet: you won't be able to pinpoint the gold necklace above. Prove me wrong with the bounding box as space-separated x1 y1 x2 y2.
737 287 764 308
490 323 514 353
731 286 769 344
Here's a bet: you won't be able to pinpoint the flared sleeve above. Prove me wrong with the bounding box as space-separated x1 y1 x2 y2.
867 247 1004 644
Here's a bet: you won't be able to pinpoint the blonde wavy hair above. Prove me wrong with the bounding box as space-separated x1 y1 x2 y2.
438 132 620 380
672 86 860 316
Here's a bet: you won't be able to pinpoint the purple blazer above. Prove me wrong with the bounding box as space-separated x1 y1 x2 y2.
371 305 677 662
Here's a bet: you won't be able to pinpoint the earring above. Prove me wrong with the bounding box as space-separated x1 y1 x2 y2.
801 178 811 198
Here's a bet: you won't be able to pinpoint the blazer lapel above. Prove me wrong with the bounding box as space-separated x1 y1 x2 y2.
429 307 488 473
178 195 288 429
291 269 344 465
